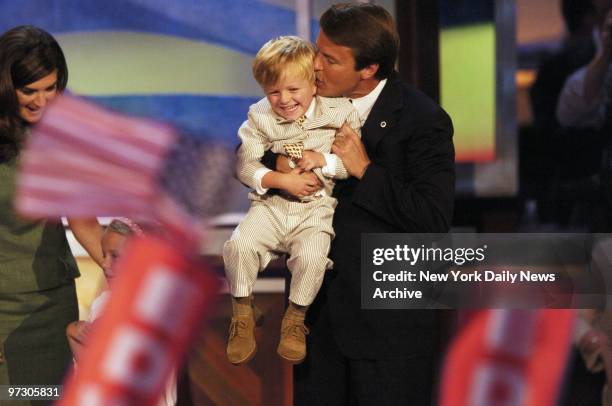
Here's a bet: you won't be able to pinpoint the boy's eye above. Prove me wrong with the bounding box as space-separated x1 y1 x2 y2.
45 84 57 92
20 89 35 96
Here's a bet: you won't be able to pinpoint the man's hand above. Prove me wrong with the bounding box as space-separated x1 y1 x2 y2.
332 123 371 179
298 151 326 171
279 169 321 198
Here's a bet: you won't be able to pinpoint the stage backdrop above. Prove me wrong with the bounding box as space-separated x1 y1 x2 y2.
2 0 511 205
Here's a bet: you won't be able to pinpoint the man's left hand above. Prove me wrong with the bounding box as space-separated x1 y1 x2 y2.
332 123 371 179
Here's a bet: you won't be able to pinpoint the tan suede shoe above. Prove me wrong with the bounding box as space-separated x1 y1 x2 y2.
227 314 257 365
277 308 309 363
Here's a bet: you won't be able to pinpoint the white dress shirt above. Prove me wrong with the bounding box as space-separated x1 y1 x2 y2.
350 78 387 125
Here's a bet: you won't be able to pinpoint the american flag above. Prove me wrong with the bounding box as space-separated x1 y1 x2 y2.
15 95 231 405
16 94 234 245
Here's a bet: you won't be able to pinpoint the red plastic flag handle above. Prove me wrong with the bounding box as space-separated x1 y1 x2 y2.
59 235 219 406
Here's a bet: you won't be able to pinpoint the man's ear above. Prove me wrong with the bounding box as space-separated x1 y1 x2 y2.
359 64 379 80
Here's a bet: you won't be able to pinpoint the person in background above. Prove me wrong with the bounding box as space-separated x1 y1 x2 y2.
66 218 176 406
66 218 142 359
0 25 103 393
528 0 598 225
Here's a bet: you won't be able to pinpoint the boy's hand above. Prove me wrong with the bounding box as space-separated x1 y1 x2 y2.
297 151 326 171
67 320 91 344
280 169 321 198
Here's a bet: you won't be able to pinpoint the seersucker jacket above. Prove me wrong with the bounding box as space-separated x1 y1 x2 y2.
236 95 361 201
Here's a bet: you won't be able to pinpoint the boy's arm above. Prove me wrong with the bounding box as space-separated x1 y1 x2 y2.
66 320 91 361
238 114 319 196
236 114 276 192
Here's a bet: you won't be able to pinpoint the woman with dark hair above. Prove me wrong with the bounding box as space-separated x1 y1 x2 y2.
0 25 103 389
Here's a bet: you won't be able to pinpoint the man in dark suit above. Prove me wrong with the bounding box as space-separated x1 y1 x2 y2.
266 3 454 404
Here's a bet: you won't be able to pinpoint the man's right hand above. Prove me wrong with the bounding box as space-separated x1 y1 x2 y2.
280 169 322 198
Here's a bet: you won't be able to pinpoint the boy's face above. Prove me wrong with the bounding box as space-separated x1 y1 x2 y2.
264 72 316 121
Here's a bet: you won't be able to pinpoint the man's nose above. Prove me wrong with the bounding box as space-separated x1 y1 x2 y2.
314 53 323 71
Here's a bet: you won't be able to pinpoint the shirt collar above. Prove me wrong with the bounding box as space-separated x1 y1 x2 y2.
304 97 316 120
350 78 387 123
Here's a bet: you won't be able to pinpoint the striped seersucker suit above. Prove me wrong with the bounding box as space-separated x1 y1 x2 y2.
223 95 360 305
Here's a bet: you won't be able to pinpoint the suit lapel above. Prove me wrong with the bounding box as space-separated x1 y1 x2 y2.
361 75 403 152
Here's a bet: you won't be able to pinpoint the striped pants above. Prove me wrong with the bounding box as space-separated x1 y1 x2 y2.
223 195 335 306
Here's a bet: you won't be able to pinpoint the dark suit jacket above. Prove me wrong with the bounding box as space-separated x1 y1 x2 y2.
265 73 455 359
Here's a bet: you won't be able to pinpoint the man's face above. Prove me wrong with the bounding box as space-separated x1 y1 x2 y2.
314 30 361 98
264 71 316 121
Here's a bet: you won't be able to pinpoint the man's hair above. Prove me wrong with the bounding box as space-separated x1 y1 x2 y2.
320 3 399 79
252 36 316 88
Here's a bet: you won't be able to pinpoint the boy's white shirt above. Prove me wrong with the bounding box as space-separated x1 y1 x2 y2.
253 79 386 194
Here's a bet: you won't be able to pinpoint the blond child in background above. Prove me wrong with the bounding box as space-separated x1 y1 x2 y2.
66 219 176 406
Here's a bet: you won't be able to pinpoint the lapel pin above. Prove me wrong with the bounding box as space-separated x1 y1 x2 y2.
380 121 387 128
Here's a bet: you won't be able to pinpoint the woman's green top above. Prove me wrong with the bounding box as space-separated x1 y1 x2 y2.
0 157 79 293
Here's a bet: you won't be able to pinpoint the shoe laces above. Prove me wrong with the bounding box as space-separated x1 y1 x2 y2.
229 319 249 339
282 321 310 339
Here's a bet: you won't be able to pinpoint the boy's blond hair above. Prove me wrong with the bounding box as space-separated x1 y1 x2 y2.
252 36 316 88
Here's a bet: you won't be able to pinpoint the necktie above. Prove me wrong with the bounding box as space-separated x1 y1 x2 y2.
284 115 306 164
283 141 304 161
295 114 306 129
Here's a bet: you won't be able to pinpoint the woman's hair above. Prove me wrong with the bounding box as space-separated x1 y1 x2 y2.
0 25 68 160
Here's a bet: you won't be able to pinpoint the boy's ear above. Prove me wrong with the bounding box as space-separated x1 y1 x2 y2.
359 64 379 80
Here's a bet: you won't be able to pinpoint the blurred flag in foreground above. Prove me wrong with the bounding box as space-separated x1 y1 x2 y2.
15 95 232 405
16 94 233 247
61 236 219 405
440 309 575 406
